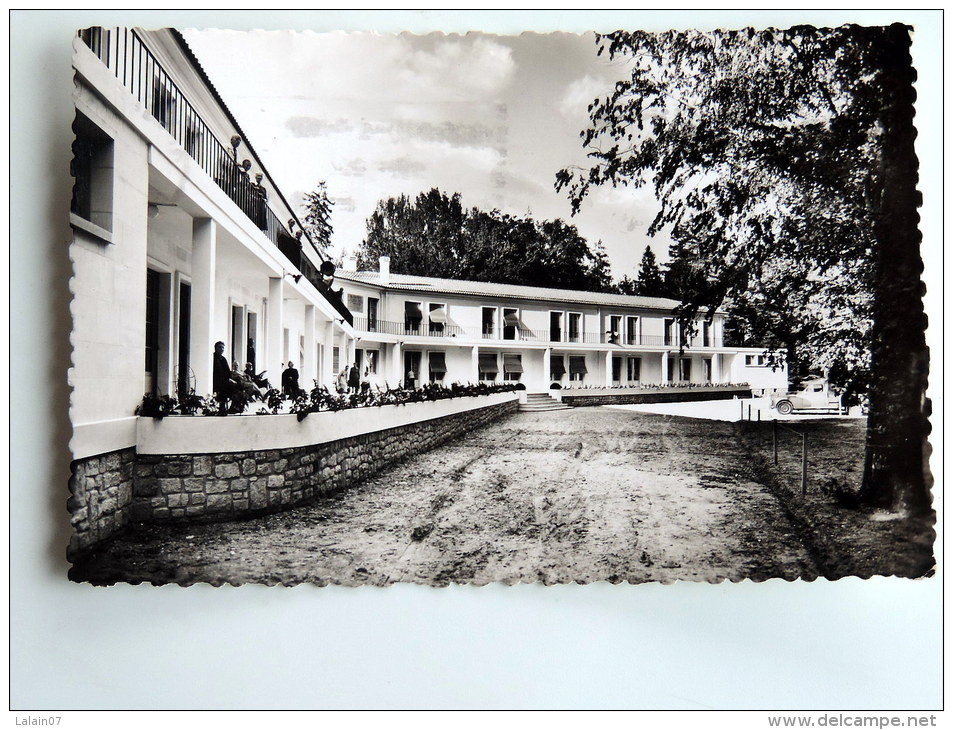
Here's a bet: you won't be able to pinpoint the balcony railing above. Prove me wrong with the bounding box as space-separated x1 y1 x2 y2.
350 316 722 347
77 27 352 326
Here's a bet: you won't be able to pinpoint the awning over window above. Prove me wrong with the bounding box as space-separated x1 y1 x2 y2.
502 353 523 373
569 356 588 374
428 352 447 374
405 301 423 321
478 353 498 373
503 311 520 327
429 305 448 323
550 356 566 377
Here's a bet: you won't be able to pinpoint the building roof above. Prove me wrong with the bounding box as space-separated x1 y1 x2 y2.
336 270 685 311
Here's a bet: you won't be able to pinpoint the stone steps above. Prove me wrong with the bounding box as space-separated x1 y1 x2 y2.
519 393 571 412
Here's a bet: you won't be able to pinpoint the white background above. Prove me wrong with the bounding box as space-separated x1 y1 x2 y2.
8 9 943 712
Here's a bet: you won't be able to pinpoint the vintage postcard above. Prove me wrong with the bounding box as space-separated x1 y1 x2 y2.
66 23 935 586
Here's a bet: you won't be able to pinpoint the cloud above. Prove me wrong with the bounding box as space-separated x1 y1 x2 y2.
331 196 357 212
331 158 367 176
286 116 355 138
287 113 504 150
376 156 428 178
559 73 609 118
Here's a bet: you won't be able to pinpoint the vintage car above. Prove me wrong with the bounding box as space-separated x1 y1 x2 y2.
770 378 844 415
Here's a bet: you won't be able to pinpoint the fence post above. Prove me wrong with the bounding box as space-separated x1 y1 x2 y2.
740 399 744 421
801 433 808 496
773 420 778 465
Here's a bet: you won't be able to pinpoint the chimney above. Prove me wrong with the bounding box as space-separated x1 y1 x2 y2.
343 254 357 272
379 256 391 285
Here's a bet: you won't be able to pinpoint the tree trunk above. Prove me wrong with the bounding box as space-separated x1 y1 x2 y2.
858 24 932 516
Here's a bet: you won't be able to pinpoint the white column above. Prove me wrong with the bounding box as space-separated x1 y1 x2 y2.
322 321 335 389
661 351 670 384
471 346 480 383
543 347 552 386
302 305 316 386
347 336 357 368
190 218 216 395
267 277 284 385
391 341 403 387
605 350 613 386
712 352 722 384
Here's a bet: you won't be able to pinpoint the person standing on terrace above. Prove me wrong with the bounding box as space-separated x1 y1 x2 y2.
212 341 233 412
282 361 301 398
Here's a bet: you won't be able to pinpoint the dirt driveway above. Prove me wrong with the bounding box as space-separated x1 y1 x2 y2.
73 407 834 586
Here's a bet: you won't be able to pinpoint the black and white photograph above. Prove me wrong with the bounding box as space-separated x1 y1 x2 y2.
63 19 937 588
9 7 944 714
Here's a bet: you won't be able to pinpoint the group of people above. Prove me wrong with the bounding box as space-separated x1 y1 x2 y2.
337 363 369 395
214 339 388 412
212 340 304 411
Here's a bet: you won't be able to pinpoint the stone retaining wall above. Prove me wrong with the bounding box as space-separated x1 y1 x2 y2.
129 398 518 526
561 388 752 408
68 448 136 559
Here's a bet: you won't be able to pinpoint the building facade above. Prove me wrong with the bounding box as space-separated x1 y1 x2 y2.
68 26 786 556
69 28 356 516
334 257 788 394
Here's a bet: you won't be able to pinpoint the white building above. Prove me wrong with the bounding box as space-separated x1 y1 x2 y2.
70 27 358 468
335 256 788 394
67 25 786 556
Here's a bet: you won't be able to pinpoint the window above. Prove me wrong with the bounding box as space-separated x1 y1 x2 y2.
364 349 379 375
679 358 692 382
568 313 582 343
611 356 622 382
428 351 447 382
346 293 365 314
332 346 340 374
550 355 566 381
503 308 519 340
70 112 114 235
608 315 622 345
569 356 587 382
550 311 563 342
145 269 161 394
745 354 767 367
703 358 712 383
404 351 421 386
702 321 711 347
482 307 496 338
429 303 447 335
502 353 523 381
627 357 641 382
176 281 192 399
405 301 423 334
626 316 640 345
664 318 677 346
367 298 379 332
479 353 498 382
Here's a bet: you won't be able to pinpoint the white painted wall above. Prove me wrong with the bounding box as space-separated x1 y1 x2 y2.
137 392 518 455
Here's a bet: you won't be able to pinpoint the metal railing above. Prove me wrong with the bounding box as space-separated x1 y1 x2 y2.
77 27 353 327
349 316 721 347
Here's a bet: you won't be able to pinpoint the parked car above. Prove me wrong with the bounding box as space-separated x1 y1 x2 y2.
770 378 844 415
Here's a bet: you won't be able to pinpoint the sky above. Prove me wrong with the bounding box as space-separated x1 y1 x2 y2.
182 29 671 280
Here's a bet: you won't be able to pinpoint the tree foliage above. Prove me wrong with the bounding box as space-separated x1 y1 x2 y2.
357 188 614 292
301 181 334 251
557 24 928 514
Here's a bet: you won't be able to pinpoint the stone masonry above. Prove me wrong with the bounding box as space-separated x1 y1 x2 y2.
68 447 136 559
561 387 751 408
125 399 517 529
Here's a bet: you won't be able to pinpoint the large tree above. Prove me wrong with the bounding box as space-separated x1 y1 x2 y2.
358 188 614 292
557 24 928 515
